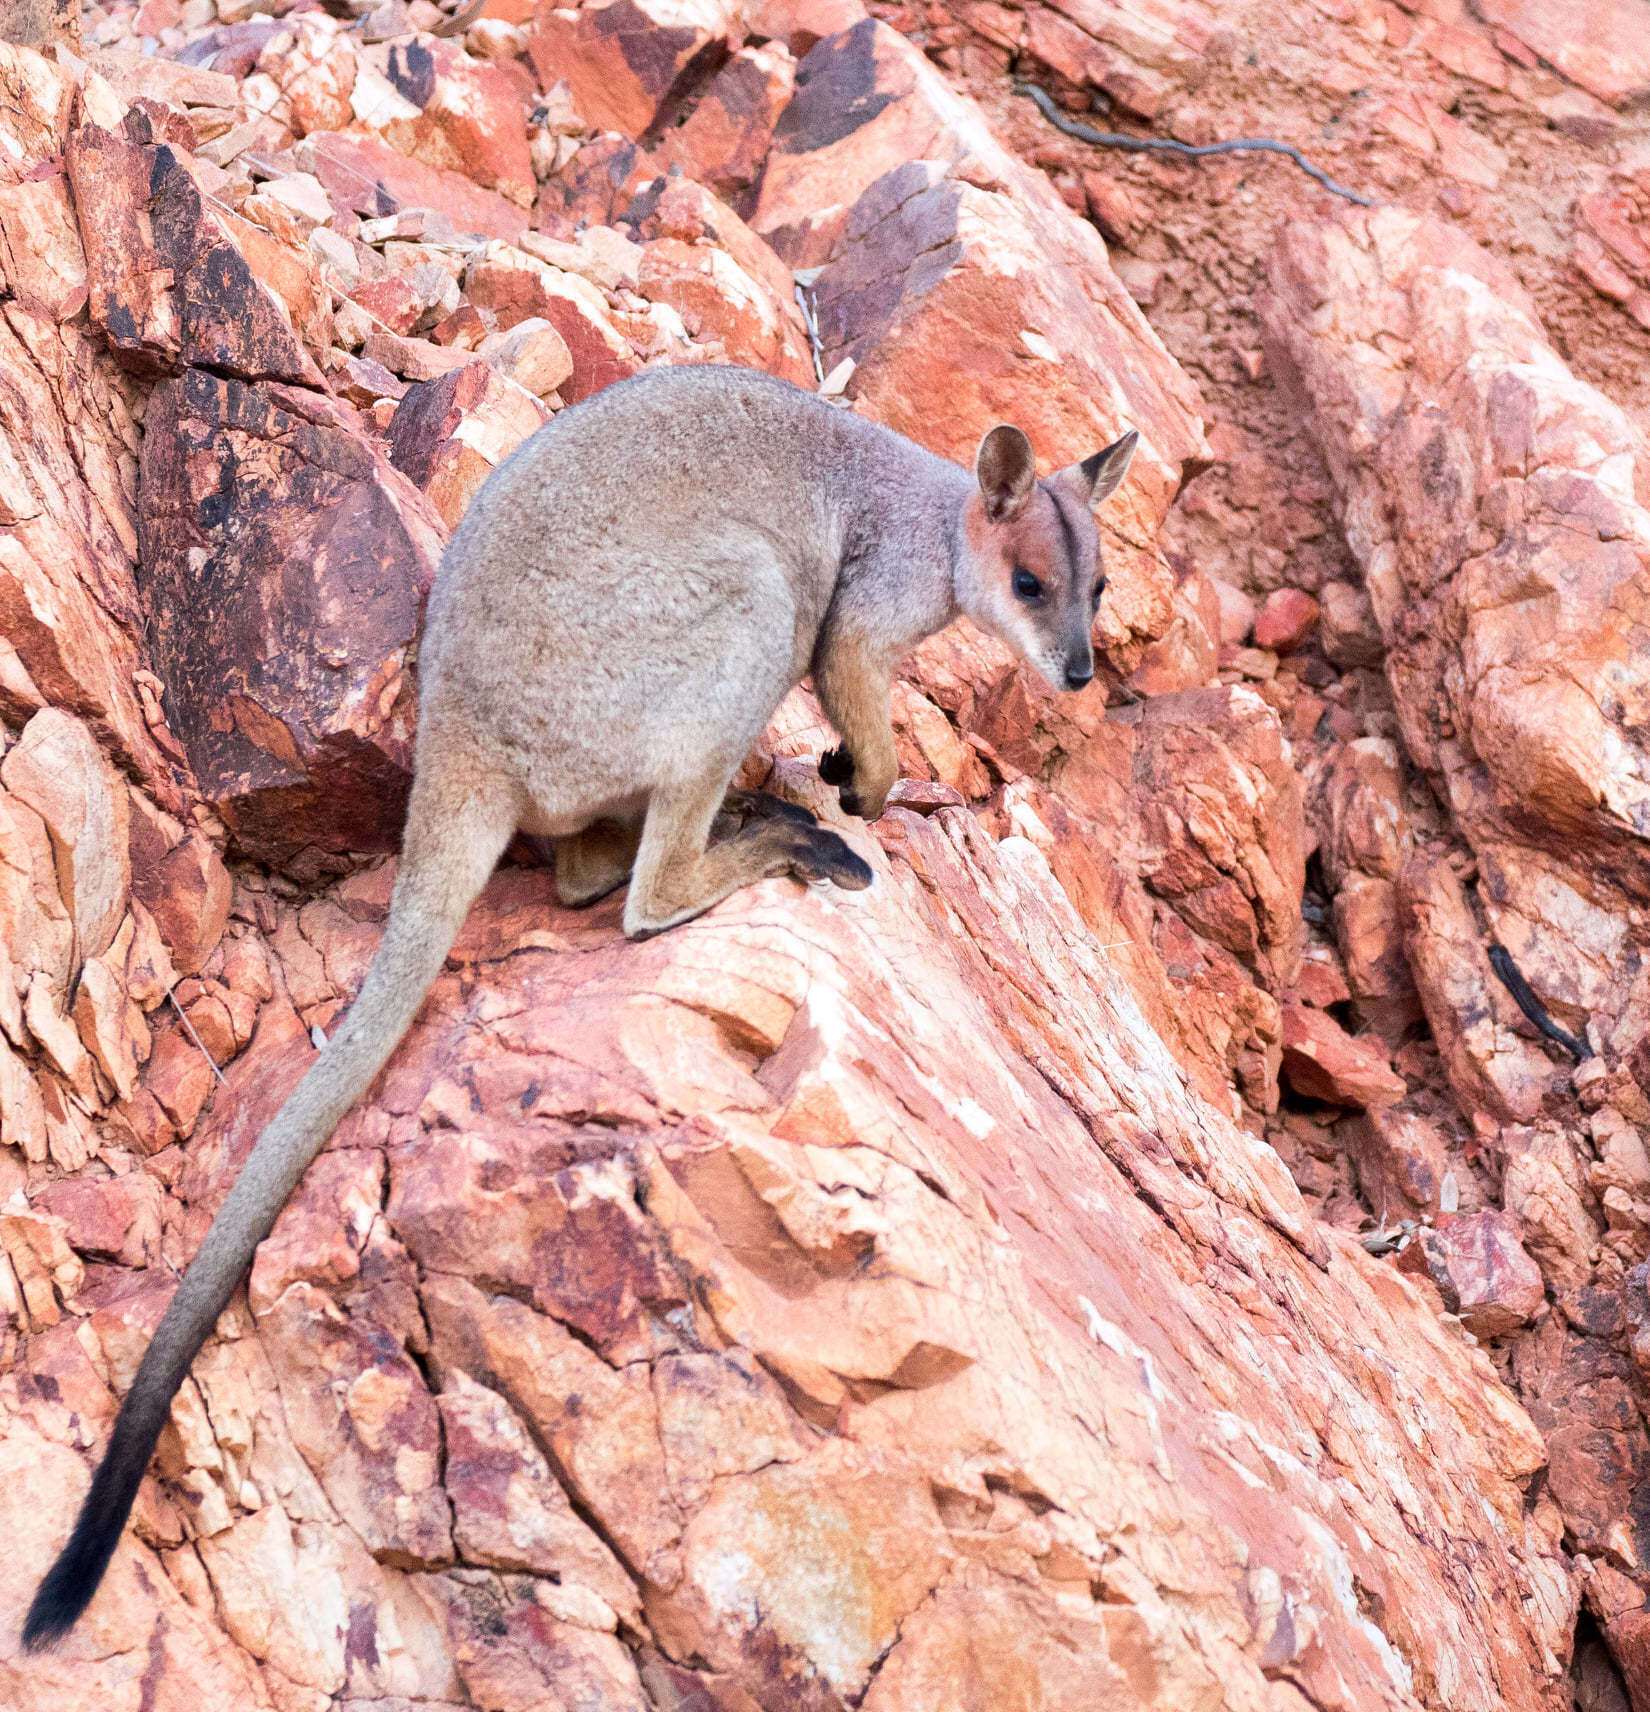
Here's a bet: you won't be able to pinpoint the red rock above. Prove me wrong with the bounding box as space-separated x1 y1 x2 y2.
1268 205 1650 1101
463 240 639 401
349 272 425 336
1342 1106 1452 1215
527 0 742 140
386 358 549 528
476 315 573 396
1 707 129 973
652 42 795 206
66 112 325 386
138 370 445 861
1410 1211 1546 1336
1251 587 1319 652
1317 578 1382 666
297 128 530 242
258 1279 452 1563
30 1172 161 1265
253 17 357 137
369 35 536 209
638 232 814 382
539 132 663 228
1474 0 1650 106
362 323 478 381
1280 1003 1406 1107
0 166 86 321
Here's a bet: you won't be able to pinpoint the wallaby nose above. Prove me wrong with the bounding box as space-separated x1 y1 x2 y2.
1064 661 1093 691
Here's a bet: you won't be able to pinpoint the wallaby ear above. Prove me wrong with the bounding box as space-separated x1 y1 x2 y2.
1068 429 1139 508
975 425 1037 523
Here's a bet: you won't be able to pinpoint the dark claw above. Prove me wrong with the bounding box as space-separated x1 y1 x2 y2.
818 746 854 786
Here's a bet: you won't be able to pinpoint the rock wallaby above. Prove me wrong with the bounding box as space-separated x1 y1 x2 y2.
24 363 1137 1648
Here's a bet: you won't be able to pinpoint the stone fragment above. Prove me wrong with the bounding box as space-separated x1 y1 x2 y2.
1 706 129 970
476 315 573 396
66 113 324 385
1252 587 1318 652
1342 1105 1452 1216
386 357 549 528
128 828 230 978
1317 577 1382 666
528 0 742 140
652 40 795 204
1280 1003 1406 1108
363 323 478 381
1406 1211 1547 1337
298 128 530 241
1398 852 1555 1125
464 239 638 401
0 165 86 320
253 17 356 136
138 369 445 860
369 34 536 208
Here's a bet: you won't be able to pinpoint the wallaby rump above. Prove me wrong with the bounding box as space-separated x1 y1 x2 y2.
24 363 1137 1649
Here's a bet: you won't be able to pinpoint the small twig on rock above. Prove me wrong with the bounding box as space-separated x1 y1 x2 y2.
167 985 229 1087
1014 81 1379 209
1487 941 1591 1063
792 268 826 385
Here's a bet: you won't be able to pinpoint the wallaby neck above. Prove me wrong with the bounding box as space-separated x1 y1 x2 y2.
819 408 973 661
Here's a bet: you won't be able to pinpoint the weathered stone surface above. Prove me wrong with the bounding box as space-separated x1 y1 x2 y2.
298 128 530 242
1281 1001 1406 1108
528 0 742 140
464 238 639 401
368 34 536 208
652 40 795 206
1473 0 1650 107
1 707 129 972
137 369 445 861
387 357 550 527
1266 209 1650 1081
1404 1209 1547 1337
66 114 325 386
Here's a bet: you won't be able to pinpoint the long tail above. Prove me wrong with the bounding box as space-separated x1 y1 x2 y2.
23 775 515 1650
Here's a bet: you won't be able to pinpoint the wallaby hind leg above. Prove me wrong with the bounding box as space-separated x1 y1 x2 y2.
557 791 818 909
556 818 642 906
624 771 871 939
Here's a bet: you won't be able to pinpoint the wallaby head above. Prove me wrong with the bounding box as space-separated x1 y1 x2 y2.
956 424 1140 692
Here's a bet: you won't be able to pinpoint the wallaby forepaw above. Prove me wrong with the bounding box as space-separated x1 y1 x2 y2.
818 746 854 787
840 786 890 822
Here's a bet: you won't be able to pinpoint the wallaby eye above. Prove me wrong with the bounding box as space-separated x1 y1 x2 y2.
1012 567 1044 601
1091 580 1104 605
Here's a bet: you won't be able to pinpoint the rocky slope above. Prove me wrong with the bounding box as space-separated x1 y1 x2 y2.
0 0 1644 1703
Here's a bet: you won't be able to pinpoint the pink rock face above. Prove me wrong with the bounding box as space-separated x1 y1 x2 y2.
66 111 324 388
1280 1002 1407 1108
1411 1210 1547 1337
1265 207 1648 1098
299 129 531 243
651 41 796 207
137 371 446 861
1474 0 1650 107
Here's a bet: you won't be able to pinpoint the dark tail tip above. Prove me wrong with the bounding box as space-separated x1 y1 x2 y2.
22 1522 112 1651
22 1399 156 1651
